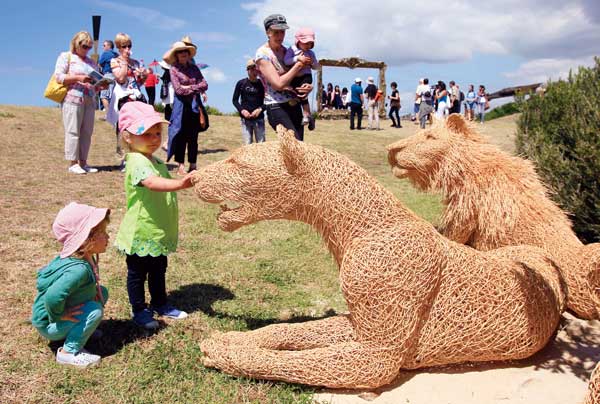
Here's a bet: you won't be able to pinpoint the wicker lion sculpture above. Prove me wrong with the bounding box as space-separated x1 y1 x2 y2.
387 114 600 320
585 362 600 403
191 126 564 389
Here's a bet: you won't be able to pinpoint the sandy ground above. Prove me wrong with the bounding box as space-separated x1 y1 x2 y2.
316 314 599 404
316 115 600 404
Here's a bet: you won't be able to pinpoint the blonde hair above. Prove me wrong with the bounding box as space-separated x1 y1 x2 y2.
115 32 132 49
69 31 92 53
72 214 110 259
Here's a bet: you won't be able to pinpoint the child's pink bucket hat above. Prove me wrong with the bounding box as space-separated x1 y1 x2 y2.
118 101 168 136
52 202 110 258
295 28 315 45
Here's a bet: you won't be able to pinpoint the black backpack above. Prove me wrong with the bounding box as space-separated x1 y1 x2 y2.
460 91 465 102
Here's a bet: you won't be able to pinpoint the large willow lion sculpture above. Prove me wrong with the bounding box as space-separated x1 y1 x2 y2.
387 114 600 320
192 126 564 389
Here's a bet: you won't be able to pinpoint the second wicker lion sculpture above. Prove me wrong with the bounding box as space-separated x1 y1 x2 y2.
387 114 600 320
585 362 600 403
192 125 564 389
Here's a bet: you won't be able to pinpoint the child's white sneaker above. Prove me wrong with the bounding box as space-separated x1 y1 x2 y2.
302 115 310 125
56 348 101 368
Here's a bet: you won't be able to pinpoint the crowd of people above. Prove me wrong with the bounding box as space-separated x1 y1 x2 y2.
412 78 490 128
52 24 492 172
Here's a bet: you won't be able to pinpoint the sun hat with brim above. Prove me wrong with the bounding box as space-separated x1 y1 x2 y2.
264 14 289 31
158 60 171 70
295 27 315 46
53 202 110 259
367 77 375 84
246 59 256 68
181 35 197 49
355 77 362 83
119 101 168 136
163 41 197 65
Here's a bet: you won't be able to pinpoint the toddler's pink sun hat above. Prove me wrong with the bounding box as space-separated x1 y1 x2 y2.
53 202 110 258
295 28 315 46
118 101 168 136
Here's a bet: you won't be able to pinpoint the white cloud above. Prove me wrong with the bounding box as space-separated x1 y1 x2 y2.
242 0 600 66
94 0 185 30
203 67 227 83
503 57 596 84
187 32 236 44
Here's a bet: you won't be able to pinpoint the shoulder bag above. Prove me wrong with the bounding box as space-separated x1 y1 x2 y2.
44 53 71 103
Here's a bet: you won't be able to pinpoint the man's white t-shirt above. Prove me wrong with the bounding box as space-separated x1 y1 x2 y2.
415 84 430 104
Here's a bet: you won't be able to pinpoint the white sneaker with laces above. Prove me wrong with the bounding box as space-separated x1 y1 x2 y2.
56 348 101 368
82 165 98 173
68 164 87 175
302 116 310 125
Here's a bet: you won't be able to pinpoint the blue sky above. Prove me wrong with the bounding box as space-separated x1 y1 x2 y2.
2 0 599 114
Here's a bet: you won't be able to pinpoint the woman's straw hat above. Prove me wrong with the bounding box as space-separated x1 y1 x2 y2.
163 41 197 64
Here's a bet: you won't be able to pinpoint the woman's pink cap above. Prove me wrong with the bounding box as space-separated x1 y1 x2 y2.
52 202 110 258
118 101 168 135
295 28 315 45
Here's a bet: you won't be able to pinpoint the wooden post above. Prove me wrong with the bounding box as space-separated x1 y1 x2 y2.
316 66 323 113
91 16 101 64
379 64 387 117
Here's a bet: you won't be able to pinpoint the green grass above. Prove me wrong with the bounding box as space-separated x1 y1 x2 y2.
0 105 442 404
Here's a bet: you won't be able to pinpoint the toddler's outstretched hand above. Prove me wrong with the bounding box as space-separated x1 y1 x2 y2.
181 171 197 189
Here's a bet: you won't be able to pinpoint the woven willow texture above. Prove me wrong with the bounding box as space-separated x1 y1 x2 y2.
387 114 600 320
586 362 600 404
191 125 564 389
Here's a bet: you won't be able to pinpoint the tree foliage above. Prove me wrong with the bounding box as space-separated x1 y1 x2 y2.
516 58 600 242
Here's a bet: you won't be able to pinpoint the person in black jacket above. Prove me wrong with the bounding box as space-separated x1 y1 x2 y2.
232 59 266 144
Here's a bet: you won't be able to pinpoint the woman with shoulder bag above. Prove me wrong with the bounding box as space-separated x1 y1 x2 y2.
164 40 209 176
106 33 149 157
54 31 107 174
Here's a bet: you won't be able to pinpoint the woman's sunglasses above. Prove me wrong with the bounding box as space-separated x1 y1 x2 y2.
120 44 132 49
81 44 92 50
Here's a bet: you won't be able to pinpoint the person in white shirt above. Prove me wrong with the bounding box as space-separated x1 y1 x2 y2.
414 78 430 123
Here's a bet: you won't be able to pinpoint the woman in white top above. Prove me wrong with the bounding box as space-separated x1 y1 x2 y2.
54 31 107 174
254 14 313 141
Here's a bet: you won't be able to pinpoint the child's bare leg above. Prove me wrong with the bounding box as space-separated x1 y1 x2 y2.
302 103 310 118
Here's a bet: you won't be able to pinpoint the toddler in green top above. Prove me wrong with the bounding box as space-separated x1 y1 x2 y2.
114 101 195 330
31 202 111 368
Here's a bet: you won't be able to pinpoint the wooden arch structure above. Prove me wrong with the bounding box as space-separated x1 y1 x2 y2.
316 57 387 116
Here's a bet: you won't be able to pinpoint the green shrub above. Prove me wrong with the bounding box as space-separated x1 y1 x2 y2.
516 58 600 242
206 105 223 116
485 101 521 121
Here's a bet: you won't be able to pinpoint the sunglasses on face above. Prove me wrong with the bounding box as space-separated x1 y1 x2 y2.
120 44 132 49
247 65 256 70
81 44 92 50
